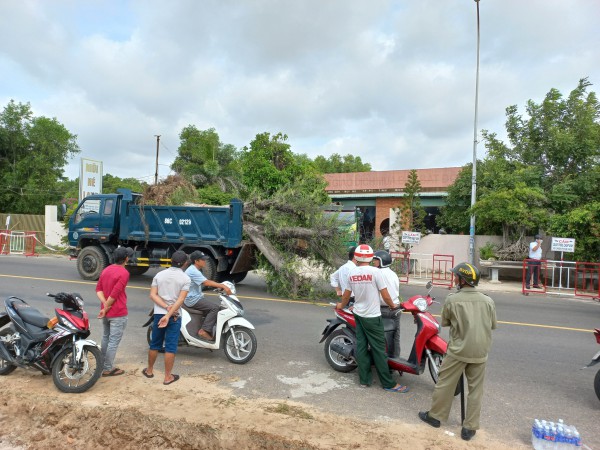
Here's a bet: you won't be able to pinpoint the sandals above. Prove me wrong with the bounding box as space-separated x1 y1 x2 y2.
142 368 154 378
384 384 410 393
163 374 180 385
102 368 125 377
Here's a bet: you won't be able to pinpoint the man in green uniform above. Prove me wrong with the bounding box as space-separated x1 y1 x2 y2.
418 262 497 441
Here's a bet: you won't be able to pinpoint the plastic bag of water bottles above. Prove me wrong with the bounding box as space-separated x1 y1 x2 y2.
531 418 582 449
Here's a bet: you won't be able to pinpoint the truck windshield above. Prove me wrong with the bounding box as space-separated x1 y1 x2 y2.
74 199 101 224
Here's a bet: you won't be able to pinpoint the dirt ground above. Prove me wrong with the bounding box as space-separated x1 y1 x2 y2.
0 363 526 450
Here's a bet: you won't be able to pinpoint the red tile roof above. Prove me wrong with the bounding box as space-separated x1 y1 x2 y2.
324 167 463 193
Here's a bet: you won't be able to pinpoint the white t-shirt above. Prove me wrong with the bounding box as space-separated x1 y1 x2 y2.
151 267 191 314
345 265 387 318
529 241 542 260
379 267 400 306
330 260 355 294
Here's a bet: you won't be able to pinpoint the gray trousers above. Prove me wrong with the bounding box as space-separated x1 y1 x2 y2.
380 306 401 358
429 354 488 430
187 298 220 333
101 316 128 371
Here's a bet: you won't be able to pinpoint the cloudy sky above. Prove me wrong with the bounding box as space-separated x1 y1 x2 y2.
1 0 598 182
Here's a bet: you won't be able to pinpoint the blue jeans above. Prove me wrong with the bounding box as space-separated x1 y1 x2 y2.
101 316 128 371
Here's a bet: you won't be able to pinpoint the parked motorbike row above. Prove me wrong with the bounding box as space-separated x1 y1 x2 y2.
1 280 598 401
0 282 256 393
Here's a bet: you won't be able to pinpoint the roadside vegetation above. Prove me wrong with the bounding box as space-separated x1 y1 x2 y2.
1 78 598 295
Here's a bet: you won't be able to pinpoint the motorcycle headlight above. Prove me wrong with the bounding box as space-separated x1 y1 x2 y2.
413 298 428 312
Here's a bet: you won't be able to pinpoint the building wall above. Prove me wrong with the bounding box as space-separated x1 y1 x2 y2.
45 205 67 247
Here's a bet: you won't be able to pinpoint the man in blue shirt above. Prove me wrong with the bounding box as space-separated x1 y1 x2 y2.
184 250 232 341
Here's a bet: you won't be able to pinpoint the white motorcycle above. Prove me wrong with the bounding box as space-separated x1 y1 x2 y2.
143 282 257 364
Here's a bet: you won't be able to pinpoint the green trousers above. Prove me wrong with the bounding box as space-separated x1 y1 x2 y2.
354 314 395 389
429 354 488 430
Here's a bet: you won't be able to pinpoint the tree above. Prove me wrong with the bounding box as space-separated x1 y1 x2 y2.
0 101 80 213
239 132 294 196
438 79 600 261
401 169 426 233
171 126 242 194
313 153 371 173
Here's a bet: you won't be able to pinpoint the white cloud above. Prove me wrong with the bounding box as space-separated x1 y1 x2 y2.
0 0 598 181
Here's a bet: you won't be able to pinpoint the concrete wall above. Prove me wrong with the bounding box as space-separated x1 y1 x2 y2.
388 233 503 269
45 205 67 247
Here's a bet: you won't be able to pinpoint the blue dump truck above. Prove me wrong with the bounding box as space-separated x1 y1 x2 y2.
68 188 255 282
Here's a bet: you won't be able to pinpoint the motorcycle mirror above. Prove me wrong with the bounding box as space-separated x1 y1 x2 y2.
425 281 433 290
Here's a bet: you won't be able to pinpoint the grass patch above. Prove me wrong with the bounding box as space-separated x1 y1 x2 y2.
265 402 314 420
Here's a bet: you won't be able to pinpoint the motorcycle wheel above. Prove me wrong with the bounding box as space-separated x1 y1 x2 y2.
427 351 444 384
0 328 17 376
324 329 357 373
52 345 103 393
224 327 257 364
595 369 600 402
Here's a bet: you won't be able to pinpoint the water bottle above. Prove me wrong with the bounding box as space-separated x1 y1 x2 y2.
573 430 582 447
531 420 544 450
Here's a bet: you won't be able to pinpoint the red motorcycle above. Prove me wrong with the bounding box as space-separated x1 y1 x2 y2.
583 328 600 401
320 281 447 383
0 292 103 393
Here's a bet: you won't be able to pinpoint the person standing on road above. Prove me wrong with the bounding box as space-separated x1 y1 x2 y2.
185 250 232 341
337 244 408 393
143 250 191 385
419 262 497 441
372 250 402 359
330 246 356 297
525 234 543 289
96 246 133 377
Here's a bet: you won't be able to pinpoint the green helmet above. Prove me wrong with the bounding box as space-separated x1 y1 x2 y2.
450 262 480 287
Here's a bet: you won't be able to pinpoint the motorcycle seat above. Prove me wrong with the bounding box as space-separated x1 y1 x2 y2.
182 304 205 317
7 297 50 328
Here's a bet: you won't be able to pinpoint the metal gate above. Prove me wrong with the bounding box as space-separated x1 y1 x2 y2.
390 251 411 284
575 262 600 300
432 254 454 288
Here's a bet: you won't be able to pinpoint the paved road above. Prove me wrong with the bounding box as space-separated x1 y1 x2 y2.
0 255 598 448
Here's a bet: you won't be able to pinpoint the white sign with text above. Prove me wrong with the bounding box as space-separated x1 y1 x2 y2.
401 231 421 245
79 158 103 203
551 237 576 253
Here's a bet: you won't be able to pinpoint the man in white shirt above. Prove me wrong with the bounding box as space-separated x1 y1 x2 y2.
526 234 543 289
337 245 408 393
330 246 356 297
373 250 401 359
143 251 191 385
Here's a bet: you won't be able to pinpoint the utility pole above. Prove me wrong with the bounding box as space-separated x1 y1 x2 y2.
154 135 160 185
469 0 481 265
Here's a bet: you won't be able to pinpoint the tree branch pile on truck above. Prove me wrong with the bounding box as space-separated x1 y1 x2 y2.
68 188 255 282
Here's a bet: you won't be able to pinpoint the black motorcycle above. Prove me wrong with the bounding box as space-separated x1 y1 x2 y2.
583 327 600 401
0 292 103 393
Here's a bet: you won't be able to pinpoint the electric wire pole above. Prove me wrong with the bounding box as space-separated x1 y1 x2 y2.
154 135 160 185
469 0 481 265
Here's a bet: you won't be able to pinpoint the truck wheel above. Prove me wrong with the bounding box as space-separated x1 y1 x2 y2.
201 258 217 281
77 246 108 281
126 266 150 276
229 271 248 283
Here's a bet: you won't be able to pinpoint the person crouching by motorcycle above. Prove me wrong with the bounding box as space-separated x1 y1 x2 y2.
184 250 232 341
337 244 409 393
419 262 497 441
372 250 401 359
143 250 191 385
